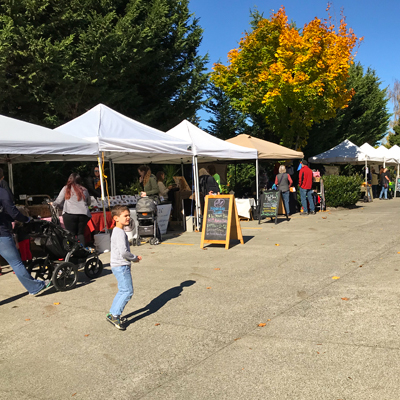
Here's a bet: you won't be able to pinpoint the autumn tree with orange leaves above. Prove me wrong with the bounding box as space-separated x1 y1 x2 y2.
211 6 363 149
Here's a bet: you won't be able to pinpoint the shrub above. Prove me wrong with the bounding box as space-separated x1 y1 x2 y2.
323 174 363 207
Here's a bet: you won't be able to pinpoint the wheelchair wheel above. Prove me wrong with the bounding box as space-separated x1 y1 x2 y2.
52 262 78 291
27 259 53 281
84 257 103 279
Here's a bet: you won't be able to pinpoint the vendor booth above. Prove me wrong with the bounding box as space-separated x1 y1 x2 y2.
226 134 304 216
166 120 258 228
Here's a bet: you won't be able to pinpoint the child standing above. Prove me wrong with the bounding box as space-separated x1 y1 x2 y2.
107 205 141 330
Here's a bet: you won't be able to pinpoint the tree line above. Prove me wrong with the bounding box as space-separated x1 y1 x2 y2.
0 1 394 195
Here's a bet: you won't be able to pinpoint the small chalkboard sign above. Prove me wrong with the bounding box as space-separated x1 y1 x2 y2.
258 190 288 224
200 195 244 249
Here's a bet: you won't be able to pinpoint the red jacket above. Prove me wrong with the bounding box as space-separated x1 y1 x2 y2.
299 165 313 189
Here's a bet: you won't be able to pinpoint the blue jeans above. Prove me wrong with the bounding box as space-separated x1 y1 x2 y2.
281 191 290 215
300 188 315 213
0 235 45 295
379 186 388 199
110 265 134 316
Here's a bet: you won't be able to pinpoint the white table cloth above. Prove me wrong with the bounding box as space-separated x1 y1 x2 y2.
235 198 255 219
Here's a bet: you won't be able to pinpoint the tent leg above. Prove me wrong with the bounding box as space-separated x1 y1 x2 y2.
98 154 108 233
108 160 114 196
256 159 259 205
396 164 399 198
181 160 184 177
194 156 201 231
8 161 14 194
112 162 116 196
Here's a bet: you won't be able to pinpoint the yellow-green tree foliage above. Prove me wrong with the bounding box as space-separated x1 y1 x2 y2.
211 7 362 149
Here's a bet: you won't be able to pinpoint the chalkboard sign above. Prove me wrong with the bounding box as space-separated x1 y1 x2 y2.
258 190 288 224
204 197 230 241
200 195 244 249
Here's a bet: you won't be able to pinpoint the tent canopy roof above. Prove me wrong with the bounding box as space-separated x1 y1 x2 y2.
387 145 400 163
308 139 368 164
226 134 303 160
0 115 98 164
166 120 257 162
55 104 193 164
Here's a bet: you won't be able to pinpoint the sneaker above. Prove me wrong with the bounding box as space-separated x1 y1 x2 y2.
310 211 316 215
106 313 126 330
34 279 52 296
301 212 309 216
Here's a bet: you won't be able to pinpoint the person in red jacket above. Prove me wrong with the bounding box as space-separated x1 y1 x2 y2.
299 160 315 215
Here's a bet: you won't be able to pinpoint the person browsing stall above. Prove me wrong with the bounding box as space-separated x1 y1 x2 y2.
299 160 315 215
138 165 158 200
0 187 51 294
85 166 102 198
52 173 91 246
106 205 142 330
275 165 293 216
379 167 391 200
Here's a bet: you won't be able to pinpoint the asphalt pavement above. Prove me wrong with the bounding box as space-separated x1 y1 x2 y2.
1 198 400 400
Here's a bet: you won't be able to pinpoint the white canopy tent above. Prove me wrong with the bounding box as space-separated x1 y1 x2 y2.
166 120 258 228
308 140 369 164
0 115 98 192
55 104 193 165
309 140 375 187
374 145 397 166
359 143 384 163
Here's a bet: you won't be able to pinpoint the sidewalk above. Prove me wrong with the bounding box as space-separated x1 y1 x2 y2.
1 198 400 399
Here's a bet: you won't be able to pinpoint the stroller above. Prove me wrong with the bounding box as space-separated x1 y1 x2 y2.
133 197 161 246
26 204 103 291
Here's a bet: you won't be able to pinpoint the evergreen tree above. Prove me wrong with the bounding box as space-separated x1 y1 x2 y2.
203 83 249 140
304 63 391 157
0 0 208 129
388 123 400 147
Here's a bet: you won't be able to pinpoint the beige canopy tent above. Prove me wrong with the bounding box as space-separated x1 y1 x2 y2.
226 134 303 201
226 134 304 159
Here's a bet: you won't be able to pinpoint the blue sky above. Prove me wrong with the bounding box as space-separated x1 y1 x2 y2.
190 0 399 126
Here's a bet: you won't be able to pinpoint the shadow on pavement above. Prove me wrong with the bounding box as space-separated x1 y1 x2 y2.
124 280 196 327
0 291 29 306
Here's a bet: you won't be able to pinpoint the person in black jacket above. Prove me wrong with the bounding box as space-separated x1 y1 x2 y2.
85 166 102 198
0 187 51 294
199 168 220 214
0 168 14 202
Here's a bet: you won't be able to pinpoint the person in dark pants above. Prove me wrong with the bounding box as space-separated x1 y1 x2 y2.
52 173 91 245
299 160 315 215
379 168 391 200
275 165 293 216
0 187 50 294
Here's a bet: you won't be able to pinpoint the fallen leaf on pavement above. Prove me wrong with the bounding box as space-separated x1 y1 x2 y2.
84 334 90 337
267 319 271 321
322 217 327 219
341 297 349 301
72 394 77 397
316 351 320 354
155 323 160 326
214 268 220 270
332 276 340 280
53 302 60 305
275 244 280 246
25 318 30 321
202 247 208 250
258 323 266 327
234 338 240 341
206 287 212 289
359 265 363 268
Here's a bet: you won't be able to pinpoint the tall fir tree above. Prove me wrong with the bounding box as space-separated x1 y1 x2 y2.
203 83 249 140
0 0 208 129
304 63 390 157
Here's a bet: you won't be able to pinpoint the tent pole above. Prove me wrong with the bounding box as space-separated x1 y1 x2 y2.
112 162 116 196
108 160 114 196
194 156 201 231
98 154 108 233
365 159 368 201
7 161 14 194
192 156 199 230
181 159 184 177
396 163 399 198
256 158 259 205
